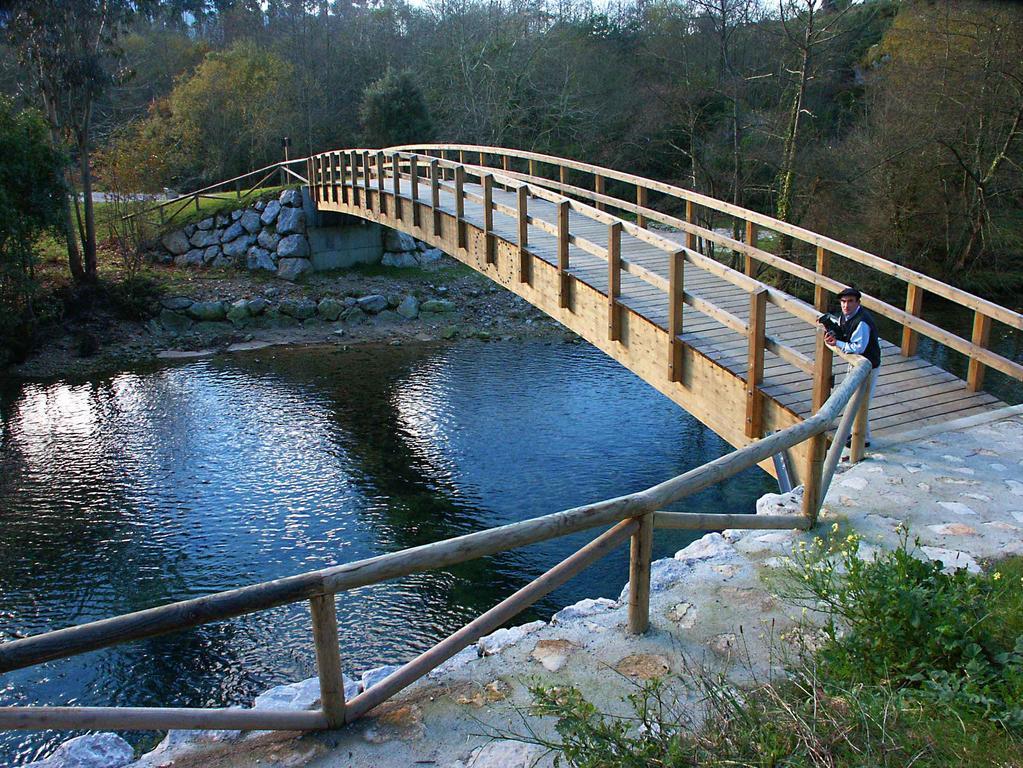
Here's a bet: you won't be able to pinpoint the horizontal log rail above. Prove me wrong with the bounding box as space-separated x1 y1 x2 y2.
0 360 872 734
394 144 1023 392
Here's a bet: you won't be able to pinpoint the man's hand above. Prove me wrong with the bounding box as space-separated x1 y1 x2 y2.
824 331 837 346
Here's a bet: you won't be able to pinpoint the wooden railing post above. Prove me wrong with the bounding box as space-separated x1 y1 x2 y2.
339 153 349 206
502 155 510 190
685 200 696 251
318 155 327 204
627 513 653 635
595 174 605 211
455 165 465 249
967 311 991 391
608 221 622 341
330 153 340 204
636 185 647 229
901 283 923 357
744 221 757 277
528 158 537 178
306 157 315 201
483 173 495 264
814 246 831 313
557 200 570 309
430 158 441 236
517 184 529 283
745 288 767 439
668 249 685 382
391 153 402 221
362 150 372 210
802 329 834 524
351 152 361 208
559 165 567 189
309 595 345 729
479 150 486 167
376 152 386 216
410 155 420 228
849 379 870 463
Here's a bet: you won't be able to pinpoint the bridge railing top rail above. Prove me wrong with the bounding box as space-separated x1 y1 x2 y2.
391 144 1023 390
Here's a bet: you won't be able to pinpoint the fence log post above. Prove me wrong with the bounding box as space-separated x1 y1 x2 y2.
745 288 767 439
310 595 345 728
627 513 653 635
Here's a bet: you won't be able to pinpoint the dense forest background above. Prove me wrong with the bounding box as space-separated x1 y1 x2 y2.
1 0 1021 300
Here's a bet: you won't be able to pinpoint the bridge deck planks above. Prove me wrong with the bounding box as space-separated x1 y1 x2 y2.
355 177 1006 440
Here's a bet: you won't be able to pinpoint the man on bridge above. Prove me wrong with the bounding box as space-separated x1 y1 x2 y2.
822 287 881 447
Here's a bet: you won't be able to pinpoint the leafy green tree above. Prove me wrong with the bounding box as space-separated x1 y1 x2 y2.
161 40 294 186
0 98 63 361
359 68 433 148
4 0 140 284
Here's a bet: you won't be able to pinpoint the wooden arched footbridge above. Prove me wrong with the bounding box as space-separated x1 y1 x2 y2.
1 146 1020 738
306 145 1022 515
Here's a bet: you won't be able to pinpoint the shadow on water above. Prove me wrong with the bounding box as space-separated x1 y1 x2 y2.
0 339 774 765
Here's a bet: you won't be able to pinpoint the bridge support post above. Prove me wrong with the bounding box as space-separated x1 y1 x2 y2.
517 185 530 284
814 247 830 313
430 159 441 236
608 222 622 341
636 185 647 229
967 311 991 391
745 288 767 438
744 222 757 278
391 153 401 221
557 200 570 309
627 513 653 635
410 156 420 228
483 174 495 264
685 200 696 251
362 151 373 213
595 174 605 211
377 153 386 216
901 283 923 357
802 329 834 524
310 595 346 728
455 166 465 249
668 249 684 381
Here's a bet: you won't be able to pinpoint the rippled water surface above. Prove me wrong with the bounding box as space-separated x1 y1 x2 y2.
0 339 774 764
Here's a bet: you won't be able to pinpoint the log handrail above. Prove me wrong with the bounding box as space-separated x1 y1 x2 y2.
393 144 1023 389
0 360 872 734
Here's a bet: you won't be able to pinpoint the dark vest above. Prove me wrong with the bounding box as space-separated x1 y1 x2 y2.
838 307 881 369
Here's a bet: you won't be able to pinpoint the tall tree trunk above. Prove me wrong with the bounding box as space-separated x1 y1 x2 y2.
77 116 97 282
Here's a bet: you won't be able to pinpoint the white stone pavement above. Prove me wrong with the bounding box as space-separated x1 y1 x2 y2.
31 407 1023 768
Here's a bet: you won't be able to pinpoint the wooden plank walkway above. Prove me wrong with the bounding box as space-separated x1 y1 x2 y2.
335 172 1005 441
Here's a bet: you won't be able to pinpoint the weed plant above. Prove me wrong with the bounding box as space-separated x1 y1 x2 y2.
513 531 1023 767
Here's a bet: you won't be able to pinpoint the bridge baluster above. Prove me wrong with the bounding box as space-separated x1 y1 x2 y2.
814 246 830 312
968 311 992 391
559 165 567 190
518 185 530 284
636 186 647 229
901 283 923 357
608 222 622 341
330 153 339 204
340 153 349 206
745 288 767 439
669 249 685 382
309 595 346 728
744 222 758 278
502 154 510 189
483 174 495 264
430 159 441 236
455 165 465 249
595 174 605 212
362 151 373 213
685 200 696 251
351 152 361 208
391 153 402 221
376 153 386 216
410 156 420 228
557 200 570 309
802 328 835 523
306 157 315 202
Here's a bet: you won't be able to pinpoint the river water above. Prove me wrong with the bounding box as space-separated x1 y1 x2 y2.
0 339 774 764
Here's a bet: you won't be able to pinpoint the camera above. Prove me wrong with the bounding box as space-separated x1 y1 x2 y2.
817 313 842 337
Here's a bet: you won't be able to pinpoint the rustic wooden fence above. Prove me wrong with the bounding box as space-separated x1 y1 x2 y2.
0 358 871 733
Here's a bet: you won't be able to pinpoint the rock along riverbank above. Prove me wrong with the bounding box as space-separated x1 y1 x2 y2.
27 406 1023 768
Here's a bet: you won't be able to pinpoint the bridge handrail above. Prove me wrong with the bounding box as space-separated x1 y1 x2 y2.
393 144 1023 390
0 360 872 733
318 148 823 381
121 158 310 225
